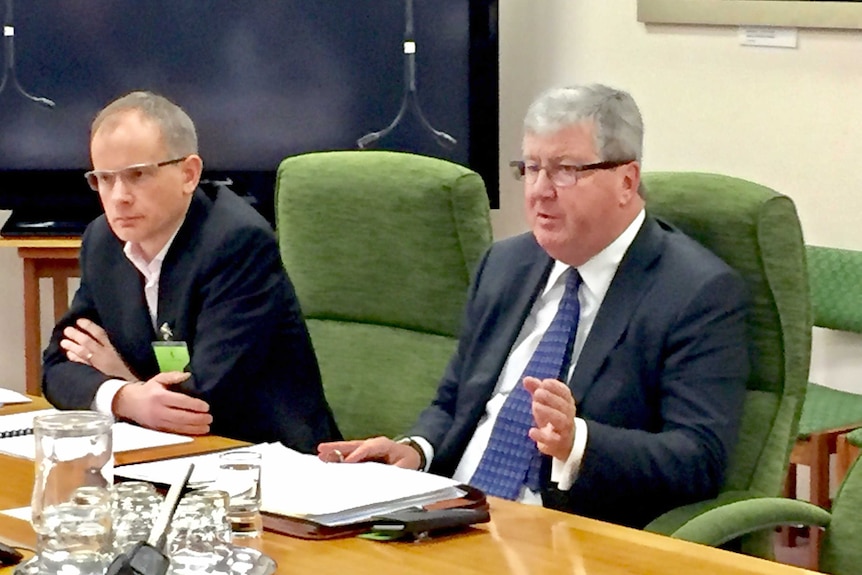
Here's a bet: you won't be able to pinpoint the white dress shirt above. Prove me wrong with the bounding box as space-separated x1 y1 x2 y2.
416 209 645 504
91 226 183 415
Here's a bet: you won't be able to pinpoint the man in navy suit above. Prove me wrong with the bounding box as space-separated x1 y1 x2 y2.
42 91 340 452
319 84 749 528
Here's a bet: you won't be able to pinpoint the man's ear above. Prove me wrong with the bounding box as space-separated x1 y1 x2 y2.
618 161 641 206
181 154 204 195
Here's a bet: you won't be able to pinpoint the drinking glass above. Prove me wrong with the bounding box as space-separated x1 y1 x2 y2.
30 411 114 575
167 489 232 554
112 481 164 555
215 451 262 538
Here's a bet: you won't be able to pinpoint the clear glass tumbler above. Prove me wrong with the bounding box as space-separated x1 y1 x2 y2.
216 451 262 538
31 411 114 575
112 481 164 555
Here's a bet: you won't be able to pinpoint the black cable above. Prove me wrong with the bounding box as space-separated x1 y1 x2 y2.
0 0 55 108
357 0 455 150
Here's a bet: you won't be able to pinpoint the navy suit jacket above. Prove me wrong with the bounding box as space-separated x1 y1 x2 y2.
42 183 340 452
409 215 749 528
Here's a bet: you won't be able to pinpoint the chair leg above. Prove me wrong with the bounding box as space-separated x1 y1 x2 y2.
809 433 830 509
781 461 798 547
835 434 860 486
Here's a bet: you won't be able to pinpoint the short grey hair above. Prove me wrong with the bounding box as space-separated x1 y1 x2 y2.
523 84 643 163
91 91 198 158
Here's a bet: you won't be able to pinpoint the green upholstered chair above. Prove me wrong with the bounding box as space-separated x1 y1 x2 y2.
789 245 862 506
640 172 812 558
669 428 862 575
275 150 492 440
783 246 862 562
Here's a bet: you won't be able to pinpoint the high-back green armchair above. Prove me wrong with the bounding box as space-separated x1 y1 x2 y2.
641 172 812 556
275 151 492 439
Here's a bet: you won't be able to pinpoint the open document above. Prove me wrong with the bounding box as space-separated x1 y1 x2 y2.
116 443 465 527
0 408 192 459
0 387 32 407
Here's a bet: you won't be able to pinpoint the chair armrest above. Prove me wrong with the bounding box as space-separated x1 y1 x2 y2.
645 490 763 536
845 427 862 448
669 498 831 548
645 490 833 547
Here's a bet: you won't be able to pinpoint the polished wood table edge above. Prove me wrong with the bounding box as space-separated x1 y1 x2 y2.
0 237 82 248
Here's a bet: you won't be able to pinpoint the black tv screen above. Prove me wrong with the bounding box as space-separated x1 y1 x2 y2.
0 0 498 234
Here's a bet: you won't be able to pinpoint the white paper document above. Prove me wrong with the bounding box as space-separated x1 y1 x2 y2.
0 409 193 460
0 387 32 406
116 442 464 526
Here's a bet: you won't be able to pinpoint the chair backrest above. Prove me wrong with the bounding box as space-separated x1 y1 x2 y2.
643 172 811 499
275 150 492 439
806 245 862 333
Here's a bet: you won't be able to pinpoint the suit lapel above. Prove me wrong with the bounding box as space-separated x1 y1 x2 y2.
155 188 209 342
477 239 554 403
569 217 665 403
104 250 157 369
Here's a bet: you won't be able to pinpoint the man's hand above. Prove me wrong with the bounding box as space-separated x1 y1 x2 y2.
317 437 421 469
60 318 137 381
524 376 577 461
112 372 212 435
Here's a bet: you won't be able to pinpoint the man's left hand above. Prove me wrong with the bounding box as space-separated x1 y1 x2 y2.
60 318 137 381
524 376 577 461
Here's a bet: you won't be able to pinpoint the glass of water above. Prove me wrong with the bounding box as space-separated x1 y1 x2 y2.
30 411 114 575
216 451 262 538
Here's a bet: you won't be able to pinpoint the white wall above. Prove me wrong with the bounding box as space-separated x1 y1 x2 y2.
496 0 862 394
1 1 860 395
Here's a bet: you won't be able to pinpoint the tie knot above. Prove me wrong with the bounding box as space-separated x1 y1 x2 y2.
565 268 582 292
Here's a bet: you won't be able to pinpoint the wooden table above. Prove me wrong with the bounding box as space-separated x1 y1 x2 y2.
0 401 818 575
0 237 82 395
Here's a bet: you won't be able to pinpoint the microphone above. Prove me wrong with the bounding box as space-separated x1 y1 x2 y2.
105 463 195 575
0 0 56 109
356 0 456 150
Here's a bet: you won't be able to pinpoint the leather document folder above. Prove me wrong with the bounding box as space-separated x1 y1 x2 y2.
261 484 490 540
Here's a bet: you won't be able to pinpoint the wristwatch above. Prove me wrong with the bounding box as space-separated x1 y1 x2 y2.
396 436 427 471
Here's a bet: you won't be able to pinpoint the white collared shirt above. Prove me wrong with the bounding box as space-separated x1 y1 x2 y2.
91 225 183 415
416 209 645 504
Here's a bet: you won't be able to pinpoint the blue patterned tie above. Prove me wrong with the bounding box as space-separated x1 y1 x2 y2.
469 268 582 500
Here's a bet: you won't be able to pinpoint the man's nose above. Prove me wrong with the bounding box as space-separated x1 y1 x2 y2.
530 168 557 197
103 178 133 202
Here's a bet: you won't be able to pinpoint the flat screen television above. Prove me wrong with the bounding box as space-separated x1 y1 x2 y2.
0 0 498 235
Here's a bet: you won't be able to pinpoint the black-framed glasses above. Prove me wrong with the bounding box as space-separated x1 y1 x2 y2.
509 159 633 188
84 156 188 192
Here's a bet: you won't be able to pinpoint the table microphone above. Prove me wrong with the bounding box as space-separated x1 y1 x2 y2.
356 0 456 151
105 463 195 575
0 0 57 109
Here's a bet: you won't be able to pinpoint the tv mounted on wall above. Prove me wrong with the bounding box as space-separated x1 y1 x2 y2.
0 0 499 236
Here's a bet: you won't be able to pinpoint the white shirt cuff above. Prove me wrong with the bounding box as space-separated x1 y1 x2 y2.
91 379 129 416
550 417 588 491
409 436 434 472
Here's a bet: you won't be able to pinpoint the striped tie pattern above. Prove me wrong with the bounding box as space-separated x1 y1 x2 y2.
469 269 582 500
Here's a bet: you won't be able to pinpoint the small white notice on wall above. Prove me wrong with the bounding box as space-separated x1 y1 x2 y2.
738 27 798 49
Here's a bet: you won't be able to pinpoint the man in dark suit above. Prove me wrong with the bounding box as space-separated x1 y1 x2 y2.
318 84 749 528
42 91 340 452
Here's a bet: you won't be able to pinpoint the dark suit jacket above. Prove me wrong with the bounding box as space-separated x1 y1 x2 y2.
42 183 340 452
409 215 749 528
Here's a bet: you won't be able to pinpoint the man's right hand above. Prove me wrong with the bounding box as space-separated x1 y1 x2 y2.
112 372 212 435
317 437 421 469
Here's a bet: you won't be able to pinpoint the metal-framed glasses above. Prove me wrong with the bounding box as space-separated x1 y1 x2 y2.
509 159 633 188
84 157 188 192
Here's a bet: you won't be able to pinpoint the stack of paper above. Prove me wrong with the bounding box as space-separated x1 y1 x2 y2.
0 408 193 460
116 443 464 527
0 387 32 407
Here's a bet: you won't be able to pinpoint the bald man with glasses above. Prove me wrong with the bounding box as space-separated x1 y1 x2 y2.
42 91 340 451
319 84 749 529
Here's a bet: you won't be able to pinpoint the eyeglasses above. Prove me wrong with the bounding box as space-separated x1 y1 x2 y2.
84 157 188 192
509 159 633 188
